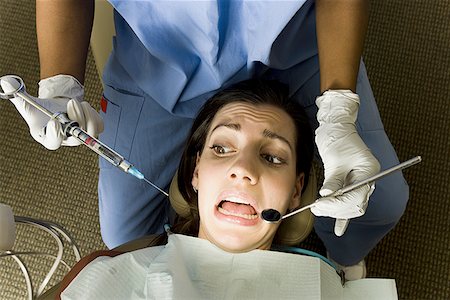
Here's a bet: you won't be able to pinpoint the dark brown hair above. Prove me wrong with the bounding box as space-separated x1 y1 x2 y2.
172 79 314 236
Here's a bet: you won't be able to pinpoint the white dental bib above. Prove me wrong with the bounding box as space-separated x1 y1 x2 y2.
61 234 397 300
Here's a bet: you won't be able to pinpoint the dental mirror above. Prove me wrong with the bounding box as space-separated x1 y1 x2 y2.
261 156 422 224
261 204 315 224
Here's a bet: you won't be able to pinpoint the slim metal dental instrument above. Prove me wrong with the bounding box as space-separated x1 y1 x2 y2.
0 75 168 197
262 155 422 223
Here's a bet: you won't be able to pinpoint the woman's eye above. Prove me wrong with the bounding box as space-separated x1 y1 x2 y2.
262 154 285 165
209 145 233 155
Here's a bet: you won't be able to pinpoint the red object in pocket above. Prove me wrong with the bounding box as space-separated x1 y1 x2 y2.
100 96 108 113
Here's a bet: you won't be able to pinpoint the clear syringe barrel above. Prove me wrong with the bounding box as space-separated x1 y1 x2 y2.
65 123 133 173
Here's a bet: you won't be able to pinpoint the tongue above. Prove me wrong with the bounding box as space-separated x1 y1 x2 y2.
221 201 256 215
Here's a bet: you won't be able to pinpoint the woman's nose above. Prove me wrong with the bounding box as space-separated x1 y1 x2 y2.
228 155 259 185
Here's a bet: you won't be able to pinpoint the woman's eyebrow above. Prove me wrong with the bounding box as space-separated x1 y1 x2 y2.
211 122 241 134
263 129 293 151
210 123 293 151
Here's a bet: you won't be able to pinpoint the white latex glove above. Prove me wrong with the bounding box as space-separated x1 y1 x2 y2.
311 90 380 236
1 75 103 150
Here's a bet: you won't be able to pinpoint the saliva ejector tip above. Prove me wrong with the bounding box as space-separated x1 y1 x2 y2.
128 166 145 180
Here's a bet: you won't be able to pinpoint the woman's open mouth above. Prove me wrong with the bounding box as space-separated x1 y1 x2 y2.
217 197 258 220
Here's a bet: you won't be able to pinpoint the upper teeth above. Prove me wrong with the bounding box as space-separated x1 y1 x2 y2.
223 197 249 205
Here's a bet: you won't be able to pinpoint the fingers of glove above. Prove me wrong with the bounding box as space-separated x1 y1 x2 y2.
315 127 375 188
334 219 349 237
9 91 69 117
315 123 353 150
316 127 371 162
80 101 104 137
10 96 70 149
61 136 83 147
346 153 381 183
9 94 72 138
9 96 47 128
320 169 346 197
311 196 348 218
63 100 103 147
66 99 86 129
37 119 64 150
319 144 380 196
311 184 373 219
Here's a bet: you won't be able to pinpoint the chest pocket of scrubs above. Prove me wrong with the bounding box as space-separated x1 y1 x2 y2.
98 85 144 169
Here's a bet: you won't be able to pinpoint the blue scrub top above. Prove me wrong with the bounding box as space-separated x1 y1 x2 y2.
107 0 314 117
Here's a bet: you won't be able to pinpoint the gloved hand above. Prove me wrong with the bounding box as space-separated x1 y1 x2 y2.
311 90 380 236
1 75 103 150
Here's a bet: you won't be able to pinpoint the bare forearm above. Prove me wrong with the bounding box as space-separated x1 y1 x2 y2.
36 0 94 84
316 0 369 93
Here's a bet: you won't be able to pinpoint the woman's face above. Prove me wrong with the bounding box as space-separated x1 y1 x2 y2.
192 102 304 252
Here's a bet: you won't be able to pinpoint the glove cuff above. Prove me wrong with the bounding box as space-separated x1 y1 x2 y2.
38 74 84 101
316 90 360 124
317 90 360 106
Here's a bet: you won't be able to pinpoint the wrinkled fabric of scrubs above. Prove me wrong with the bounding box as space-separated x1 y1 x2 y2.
98 0 409 265
108 0 313 115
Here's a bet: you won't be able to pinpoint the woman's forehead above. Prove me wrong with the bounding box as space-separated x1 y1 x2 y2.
213 102 289 125
209 102 297 141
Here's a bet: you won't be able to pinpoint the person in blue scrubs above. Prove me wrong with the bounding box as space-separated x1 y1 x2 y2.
15 0 408 280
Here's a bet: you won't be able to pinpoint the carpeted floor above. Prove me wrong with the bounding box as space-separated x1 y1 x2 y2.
0 1 449 299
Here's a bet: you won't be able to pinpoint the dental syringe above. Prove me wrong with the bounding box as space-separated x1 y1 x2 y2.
0 75 168 197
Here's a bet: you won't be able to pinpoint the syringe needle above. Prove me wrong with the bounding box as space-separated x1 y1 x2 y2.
143 177 169 197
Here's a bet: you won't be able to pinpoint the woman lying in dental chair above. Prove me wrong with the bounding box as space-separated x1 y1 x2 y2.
54 79 397 299
55 79 318 298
